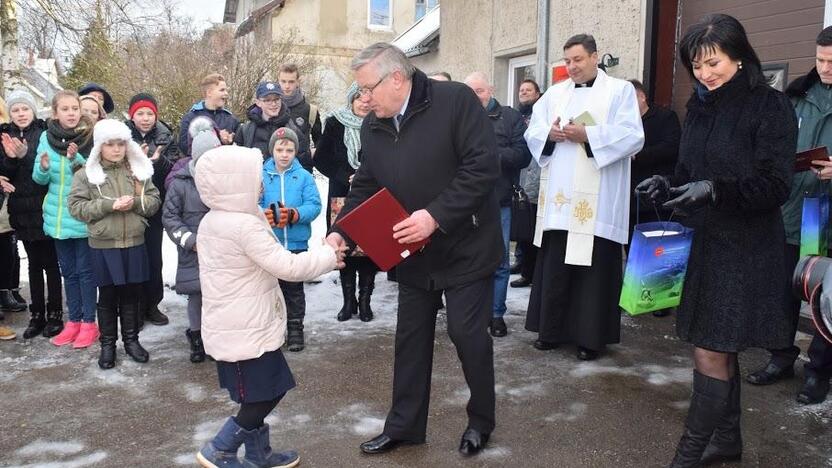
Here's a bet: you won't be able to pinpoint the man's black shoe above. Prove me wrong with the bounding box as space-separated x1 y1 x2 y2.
797 375 830 405
533 339 558 350
458 428 489 456
509 262 521 274
745 362 794 385
577 347 599 361
490 318 507 337
360 434 409 454
510 277 532 288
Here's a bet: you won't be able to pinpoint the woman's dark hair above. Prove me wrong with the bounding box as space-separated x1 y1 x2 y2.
679 14 765 88
520 79 541 95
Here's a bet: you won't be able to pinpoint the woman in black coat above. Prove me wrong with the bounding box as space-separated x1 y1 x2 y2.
0 90 63 334
314 84 378 322
636 15 797 467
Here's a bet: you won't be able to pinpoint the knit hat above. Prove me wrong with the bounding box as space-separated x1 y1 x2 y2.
188 116 218 140
191 130 222 162
268 127 299 154
128 93 158 119
78 82 115 113
5 90 37 114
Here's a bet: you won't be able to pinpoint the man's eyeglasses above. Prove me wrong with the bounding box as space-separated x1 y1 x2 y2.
358 73 390 97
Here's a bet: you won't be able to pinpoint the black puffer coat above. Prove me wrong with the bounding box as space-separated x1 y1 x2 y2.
673 74 797 352
161 164 208 295
0 119 49 241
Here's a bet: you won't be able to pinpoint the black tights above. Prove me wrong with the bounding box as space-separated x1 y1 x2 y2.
98 283 142 308
694 347 738 381
235 394 283 430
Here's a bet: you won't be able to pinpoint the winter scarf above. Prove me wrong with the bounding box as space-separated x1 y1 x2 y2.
329 83 363 169
282 87 306 108
46 116 94 157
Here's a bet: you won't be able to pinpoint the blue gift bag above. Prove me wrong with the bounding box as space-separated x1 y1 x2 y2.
620 221 694 316
800 194 830 258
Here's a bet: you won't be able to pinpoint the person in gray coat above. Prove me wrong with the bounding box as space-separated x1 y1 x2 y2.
162 130 220 362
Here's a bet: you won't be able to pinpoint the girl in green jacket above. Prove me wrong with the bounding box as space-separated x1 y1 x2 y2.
33 90 96 343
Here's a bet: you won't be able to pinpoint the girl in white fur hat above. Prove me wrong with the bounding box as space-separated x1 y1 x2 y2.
67 119 160 369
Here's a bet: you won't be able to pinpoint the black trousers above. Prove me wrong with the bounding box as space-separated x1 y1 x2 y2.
383 277 495 441
141 221 164 310
518 242 538 280
21 239 63 311
0 231 17 289
279 249 307 322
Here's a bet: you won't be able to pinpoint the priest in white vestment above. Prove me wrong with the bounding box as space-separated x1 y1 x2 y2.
523 34 644 361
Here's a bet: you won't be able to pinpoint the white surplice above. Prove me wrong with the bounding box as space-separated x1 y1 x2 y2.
524 69 644 260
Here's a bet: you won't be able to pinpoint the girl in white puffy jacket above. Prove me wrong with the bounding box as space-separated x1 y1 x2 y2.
192 144 344 468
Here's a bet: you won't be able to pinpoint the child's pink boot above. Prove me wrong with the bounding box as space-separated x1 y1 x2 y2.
72 322 100 349
50 321 81 346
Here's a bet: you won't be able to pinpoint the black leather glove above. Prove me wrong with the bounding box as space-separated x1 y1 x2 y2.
662 181 715 213
634 175 671 204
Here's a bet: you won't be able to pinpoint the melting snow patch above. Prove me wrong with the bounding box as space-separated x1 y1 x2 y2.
174 453 195 465
15 452 107 468
504 383 547 399
183 383 207 402
193 418 228 443
669 400 689 410
16 440 85 457
544 402 588 422
569 362 691 386
352 416 385 436
479 446 511 459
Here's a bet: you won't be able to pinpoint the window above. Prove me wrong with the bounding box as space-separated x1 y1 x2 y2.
415 0 439 20
368 0 392 29
508 54 537 107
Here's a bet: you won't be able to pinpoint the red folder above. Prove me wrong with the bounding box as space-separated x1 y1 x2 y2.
335 188 428 271
795 146 829 172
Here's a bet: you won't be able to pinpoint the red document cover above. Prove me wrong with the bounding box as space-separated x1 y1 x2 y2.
335 188 428 271
795 146 829 172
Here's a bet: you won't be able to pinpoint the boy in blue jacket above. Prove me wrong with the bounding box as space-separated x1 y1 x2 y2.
261 127 321 352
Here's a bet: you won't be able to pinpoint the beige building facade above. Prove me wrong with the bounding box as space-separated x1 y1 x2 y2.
225 0 428 113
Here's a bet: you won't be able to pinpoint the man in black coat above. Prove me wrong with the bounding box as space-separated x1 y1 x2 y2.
327 43 502 456
465 71 531 337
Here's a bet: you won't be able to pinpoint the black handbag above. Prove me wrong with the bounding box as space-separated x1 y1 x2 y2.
510 185 535 243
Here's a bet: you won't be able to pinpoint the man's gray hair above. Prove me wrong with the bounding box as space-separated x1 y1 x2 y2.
351 42 416 79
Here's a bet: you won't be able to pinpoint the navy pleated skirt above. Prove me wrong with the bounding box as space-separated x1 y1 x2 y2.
216 349 296 403
90 245 149 287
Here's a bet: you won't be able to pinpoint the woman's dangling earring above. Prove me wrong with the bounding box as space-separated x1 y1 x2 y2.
738 62 743 70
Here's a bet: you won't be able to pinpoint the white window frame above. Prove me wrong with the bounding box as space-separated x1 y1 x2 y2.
368 0 393 30
507 54 537 107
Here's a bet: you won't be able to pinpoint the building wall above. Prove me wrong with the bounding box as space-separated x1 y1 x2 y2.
242 0 419 113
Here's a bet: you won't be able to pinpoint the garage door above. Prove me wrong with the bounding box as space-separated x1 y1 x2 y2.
672 0 825 116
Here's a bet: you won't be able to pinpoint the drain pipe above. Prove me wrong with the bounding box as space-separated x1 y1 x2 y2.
537 0 550 91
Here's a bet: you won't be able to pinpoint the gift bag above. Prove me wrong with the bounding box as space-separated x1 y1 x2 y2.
510 186 535 243
619 221 694 316
800 194 830 258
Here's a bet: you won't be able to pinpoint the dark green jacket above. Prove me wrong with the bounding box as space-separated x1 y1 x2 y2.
782 69 832 245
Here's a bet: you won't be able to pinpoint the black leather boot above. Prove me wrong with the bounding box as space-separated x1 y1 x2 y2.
144 304 169 326
670 371 732 467
337 269 357 322
98 304 118 370
357 269 375 322
11 289 27 309
700 371 742 465
120 302 149 363
286 319 304 352
0 289 26 312
42 306 64 338
185 329 206 363
22 304 46 339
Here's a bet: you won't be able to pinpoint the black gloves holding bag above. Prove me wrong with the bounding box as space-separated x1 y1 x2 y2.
635 176 716 214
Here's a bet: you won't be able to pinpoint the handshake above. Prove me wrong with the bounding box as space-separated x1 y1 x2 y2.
634 175 716 215
264 202 299 228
